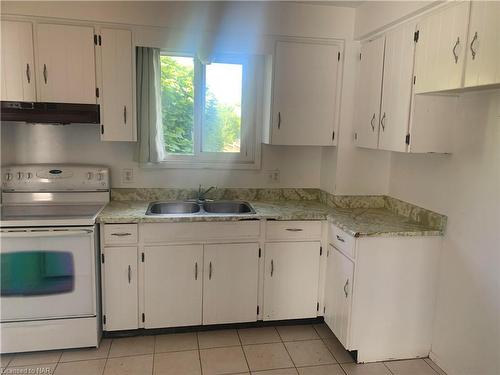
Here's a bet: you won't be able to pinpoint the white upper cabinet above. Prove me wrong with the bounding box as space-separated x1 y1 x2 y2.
413 2 470 93
1 20 36 102
464 1 500 88
99 28 135 141
353 36 385 150
266 40 342 146
379 22 417 152
36 23 96 104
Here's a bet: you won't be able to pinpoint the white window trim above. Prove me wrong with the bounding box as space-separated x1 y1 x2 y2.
144 52 262 170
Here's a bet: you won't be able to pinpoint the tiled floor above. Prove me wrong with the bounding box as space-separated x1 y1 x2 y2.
0 324 447 375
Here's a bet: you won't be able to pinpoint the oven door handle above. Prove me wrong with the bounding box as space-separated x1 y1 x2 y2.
1 229 94 238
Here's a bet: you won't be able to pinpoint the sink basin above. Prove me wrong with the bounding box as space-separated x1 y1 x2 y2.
146 201 200 215
203 201 255 214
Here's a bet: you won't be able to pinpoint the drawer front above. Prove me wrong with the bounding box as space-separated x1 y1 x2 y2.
104 224 138 245
266 221 322 241
142 221 260 244
329 224 356 259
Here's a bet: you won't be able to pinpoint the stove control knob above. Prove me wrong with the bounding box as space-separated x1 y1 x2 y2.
4 172 13 181
17 172 24 180
26 172 33 179
87 172 94 180
96 172 103 181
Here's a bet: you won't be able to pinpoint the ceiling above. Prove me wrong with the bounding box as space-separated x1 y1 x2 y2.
292 1 365 8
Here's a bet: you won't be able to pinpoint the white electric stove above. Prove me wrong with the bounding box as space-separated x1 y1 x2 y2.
0 164 109 353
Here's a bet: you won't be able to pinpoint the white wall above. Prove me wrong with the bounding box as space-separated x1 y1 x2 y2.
389 91 500 375
0 1 355 188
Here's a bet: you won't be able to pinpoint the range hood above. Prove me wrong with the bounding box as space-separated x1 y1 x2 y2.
1 101 100 124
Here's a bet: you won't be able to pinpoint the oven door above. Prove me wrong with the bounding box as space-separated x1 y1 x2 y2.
0 227 96 322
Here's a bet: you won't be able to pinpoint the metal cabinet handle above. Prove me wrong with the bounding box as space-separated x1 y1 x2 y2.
277 112 281 129
370 113 375 131
271 259 274 277
470 32 478 60
43 64 48 83
343 278 349 298
128 265 132 284
26 64 31 83
195 262 198 280
285 228 303 232
381 112 386 131
452 37 460 64
209 261 212 280
123 106 127 124
336 235 345 243
111 232 132 237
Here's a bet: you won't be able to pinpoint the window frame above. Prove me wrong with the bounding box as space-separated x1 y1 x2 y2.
157 51 260 169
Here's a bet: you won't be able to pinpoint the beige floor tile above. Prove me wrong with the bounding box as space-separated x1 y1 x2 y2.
252 369 298 375
104 354 153 375
322 337 354 364
200 346 248 375
60 339 111 362
297 364 345 375
7 363 57 374
10 350 62 366
243 343 293 372
154 350 201 375
312 324 334 339
276 326 319 342
238 327 281 345
424 358 447 375
108 336 154 358
284 340 335 367
0 354 14 368
385 359 437 375
198 330 240 349
155 332 198 353
54 359 106 375
342 362 392 375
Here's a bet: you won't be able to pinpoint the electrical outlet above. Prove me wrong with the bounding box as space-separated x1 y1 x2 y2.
267 169 280 183
121 168 134 184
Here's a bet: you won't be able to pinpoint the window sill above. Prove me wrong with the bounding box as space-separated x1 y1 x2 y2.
140 160 261 170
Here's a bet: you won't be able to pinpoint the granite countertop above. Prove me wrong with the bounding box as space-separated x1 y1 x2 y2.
97 199 444 237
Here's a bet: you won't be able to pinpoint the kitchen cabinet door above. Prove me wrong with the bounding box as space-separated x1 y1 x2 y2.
379 22 417 152
324 246 354 348
354 36 385 150
144 245 203 328
102 246 138 331
1 20 36 101
263 241 320 320
203 243 259 325
100 28 135 141
464 1 500 88
36 23 96 104
271 40 341 146
414 2 470 93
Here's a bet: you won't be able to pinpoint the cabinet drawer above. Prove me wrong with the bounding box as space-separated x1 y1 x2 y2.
142 221 260 244
266 221 322 241
104 224 138 245
329 224 356 259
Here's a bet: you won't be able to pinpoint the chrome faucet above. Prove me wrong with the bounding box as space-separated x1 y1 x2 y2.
197 185 216 202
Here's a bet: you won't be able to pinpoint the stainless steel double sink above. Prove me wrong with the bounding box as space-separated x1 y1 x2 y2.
146 200 256 215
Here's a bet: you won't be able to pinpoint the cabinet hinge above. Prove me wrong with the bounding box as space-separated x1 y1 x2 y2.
414 30 420 43
354 132 358 141
316 302 320 311
405 134 411 145
337 51 340 61
103 315 106 324
96 88 99 98
258 248 261 258
323 306 326 313
142 313 145 323
94 34 98 45
359 53 362 60
141 252 145 262
101 125 104 135
413 75 416 85
332 131 335 141
320 246 323 256
101 253 104 263
257 305 260 315
98 35 102 46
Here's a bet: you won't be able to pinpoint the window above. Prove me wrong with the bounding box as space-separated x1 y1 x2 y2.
159 53 257 167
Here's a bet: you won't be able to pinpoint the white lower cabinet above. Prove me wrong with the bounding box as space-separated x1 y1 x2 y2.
102 246 138 331
143 245 203 328
203 243 259 325
263 241 321 320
